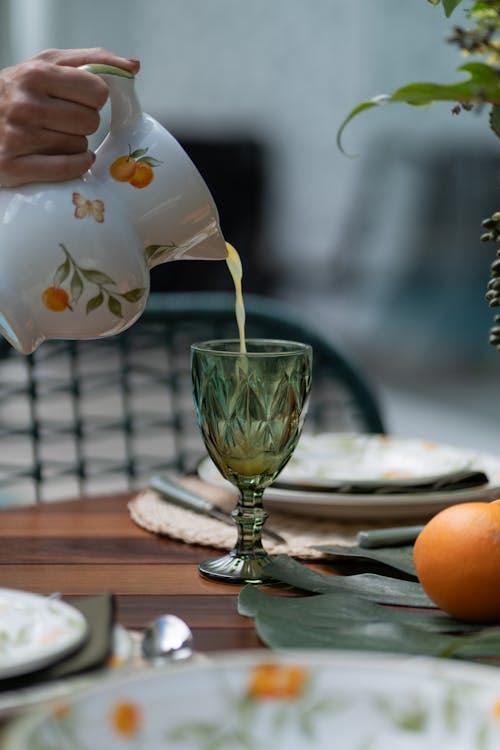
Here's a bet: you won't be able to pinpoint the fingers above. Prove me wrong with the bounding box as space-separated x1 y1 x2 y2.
12 60 112 113
1 82 103 139
25 88 102 136
35 47 140 75
0 151 96 187
1 56 125 124
40 66 111 111
1 120 89 157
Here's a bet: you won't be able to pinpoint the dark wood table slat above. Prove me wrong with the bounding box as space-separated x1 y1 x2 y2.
0 493 260 652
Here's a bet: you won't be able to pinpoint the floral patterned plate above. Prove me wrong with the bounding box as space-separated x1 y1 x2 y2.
0 589 88 679
3 651 500 749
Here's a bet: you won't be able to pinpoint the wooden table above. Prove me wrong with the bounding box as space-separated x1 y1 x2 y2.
0 493 265 653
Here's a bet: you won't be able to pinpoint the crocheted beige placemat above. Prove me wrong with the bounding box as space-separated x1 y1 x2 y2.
128 476 416 559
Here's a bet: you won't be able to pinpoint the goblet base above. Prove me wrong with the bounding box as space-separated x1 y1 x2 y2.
198 550 273 584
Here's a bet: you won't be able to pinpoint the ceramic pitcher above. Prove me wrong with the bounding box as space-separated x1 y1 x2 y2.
0 63 228 354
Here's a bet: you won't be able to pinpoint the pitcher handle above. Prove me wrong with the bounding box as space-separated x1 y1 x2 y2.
80 63 142 133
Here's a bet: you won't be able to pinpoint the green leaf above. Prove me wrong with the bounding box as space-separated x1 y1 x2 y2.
254 608 458 655
145 245 160 262
337 96 391 155
80 268 115 285
489 104 500 138
251 600 492 656
53 258 71 286
442 0 464 16
426 0 464 15
238 584 271 617
470 2 500 21
262 555 430 606
146 242 177 257
107 295 123 317
450 625 500 658
86 292 103 314
145 244 177 263
130 147 149 159
314 544 418 578
70 270 83 302
240 584 472 635
120 287 146 303
137 156 163 167
239 549 500 661
239 583 361 620
391 63 500 105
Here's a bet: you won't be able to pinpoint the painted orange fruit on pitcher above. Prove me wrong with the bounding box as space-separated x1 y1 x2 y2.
41 286 71 312
109 145 162 189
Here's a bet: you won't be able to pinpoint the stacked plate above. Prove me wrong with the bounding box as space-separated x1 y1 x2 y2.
198 433 500 520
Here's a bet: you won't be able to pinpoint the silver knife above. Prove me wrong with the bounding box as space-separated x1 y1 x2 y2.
149 474 286 544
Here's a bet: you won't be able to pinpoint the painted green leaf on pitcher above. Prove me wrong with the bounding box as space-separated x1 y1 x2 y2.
41 244 146 317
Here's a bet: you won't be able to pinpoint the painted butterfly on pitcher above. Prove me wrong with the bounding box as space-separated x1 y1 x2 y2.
72 192 105 223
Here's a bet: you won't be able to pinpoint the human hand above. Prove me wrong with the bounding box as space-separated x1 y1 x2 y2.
0 48 141 187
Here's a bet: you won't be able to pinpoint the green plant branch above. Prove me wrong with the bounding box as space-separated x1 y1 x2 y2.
337 0 500 348
337 62 500 155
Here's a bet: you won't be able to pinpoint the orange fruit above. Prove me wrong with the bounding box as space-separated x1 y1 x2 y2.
129 161 154 188
413 499 500 622
41 286 70 312
109 155 136 182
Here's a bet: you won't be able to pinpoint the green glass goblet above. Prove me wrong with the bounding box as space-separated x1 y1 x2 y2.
191 338 312 583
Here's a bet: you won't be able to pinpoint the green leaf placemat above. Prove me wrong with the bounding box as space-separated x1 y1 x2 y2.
238 555 500 663
262 555 431 607
239 585 474 634
254 611 459 655
253 609 500 659
314 544 417 578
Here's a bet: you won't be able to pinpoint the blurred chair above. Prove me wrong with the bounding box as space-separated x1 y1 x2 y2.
0 292 384 505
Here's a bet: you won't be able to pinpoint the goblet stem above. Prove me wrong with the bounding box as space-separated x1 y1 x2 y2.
232 487 268 556
198 487 273 584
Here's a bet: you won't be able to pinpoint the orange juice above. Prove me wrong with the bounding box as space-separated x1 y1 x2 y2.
225 242 246 353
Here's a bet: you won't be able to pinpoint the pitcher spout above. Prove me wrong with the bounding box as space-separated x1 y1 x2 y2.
145 221 228 269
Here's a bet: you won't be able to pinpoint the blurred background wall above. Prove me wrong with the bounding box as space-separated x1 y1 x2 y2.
1 0 499 446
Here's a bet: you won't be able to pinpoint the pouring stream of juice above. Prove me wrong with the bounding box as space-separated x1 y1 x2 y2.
225 242 247 353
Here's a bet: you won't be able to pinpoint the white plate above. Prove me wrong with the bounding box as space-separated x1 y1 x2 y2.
4 651 500 749
198 433 500 520
0 589 88 680
0 625 134 718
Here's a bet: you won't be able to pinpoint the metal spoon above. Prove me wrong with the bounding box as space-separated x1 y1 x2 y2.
142 614 194 665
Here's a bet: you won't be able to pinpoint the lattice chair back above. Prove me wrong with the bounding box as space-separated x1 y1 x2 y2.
0 292 384 504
